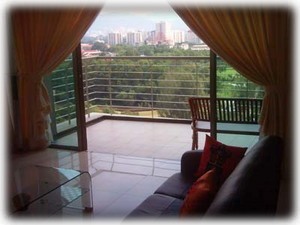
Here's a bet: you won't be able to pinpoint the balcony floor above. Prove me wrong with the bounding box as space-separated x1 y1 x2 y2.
87 119 192 160
54 119 259 161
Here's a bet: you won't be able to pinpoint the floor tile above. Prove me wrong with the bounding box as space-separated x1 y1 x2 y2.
96 194 145 219
91 190 124 215
126 176 167 198
91 171 145 194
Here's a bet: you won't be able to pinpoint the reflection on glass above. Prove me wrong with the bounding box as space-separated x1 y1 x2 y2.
44 56 78 147
10 165 93 215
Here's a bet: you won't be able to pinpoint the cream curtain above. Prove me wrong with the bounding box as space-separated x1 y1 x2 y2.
12 8 100 150
173 7 292 139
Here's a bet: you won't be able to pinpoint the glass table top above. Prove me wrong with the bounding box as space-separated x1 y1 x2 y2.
10 165 92 215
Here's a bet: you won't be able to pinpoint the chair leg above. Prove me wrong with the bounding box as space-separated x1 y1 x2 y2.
195 131 198 150
192 130 198 150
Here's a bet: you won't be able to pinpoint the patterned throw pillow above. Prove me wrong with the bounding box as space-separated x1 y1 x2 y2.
195 135 247 184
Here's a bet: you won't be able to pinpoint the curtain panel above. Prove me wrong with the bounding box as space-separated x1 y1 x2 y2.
12 8 100 150
172 6 292 139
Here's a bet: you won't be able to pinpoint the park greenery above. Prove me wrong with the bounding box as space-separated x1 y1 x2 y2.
46 44 264 125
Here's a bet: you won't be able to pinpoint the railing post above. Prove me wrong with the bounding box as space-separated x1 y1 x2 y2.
83 60 90 119
195 61 199 97
150 60 154 118
108 61 113 115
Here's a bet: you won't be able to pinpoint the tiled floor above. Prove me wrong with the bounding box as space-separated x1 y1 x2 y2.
56 119 259 160
9 119 259 220
87 120 193 160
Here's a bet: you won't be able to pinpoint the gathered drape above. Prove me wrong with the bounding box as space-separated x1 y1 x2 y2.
172 6 291 139
12 8 100 150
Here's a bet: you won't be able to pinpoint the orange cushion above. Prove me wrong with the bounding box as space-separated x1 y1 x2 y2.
180 169 218 216
195 135 247 184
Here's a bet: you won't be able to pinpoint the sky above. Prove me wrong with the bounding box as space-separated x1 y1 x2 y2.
86 3 191 36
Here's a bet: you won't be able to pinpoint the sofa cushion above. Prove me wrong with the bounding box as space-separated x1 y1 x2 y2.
205 135 283 216
126 194 183 218
154 173 196 199
181 150 203 178
195 135 247 184
180 168 219 216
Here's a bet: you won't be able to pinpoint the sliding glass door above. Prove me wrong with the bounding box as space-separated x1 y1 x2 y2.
44 45 87 151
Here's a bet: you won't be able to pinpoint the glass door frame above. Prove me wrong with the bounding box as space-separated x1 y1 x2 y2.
210 50 217 139
72 44 87 151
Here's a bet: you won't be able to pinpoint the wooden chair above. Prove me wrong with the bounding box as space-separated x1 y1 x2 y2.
188 97 262 150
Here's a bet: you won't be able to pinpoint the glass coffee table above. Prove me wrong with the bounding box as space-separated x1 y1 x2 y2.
10 165 93 216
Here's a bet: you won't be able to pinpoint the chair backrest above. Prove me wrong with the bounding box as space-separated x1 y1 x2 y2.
189 97 211 122
188 97 263 124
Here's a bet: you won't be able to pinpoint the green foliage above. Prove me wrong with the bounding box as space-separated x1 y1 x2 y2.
108 44 210 57
216 59 264 99
156 59 209 119
92 42 109 51
46 57 77 124
102 105 116 114
80 47 263 119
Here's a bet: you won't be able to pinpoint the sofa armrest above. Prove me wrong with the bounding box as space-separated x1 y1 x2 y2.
181 150 203 178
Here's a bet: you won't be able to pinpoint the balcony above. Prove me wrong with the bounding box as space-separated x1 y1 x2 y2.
45 56 263 159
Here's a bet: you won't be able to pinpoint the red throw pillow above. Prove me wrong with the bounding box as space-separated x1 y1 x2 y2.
195 135 247 184
180 169 219 216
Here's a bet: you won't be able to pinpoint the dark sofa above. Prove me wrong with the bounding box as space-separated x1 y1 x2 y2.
126 135 283 218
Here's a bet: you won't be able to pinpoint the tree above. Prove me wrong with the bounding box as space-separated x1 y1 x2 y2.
156 59 209 119
217 60 264 98
92 42 108 51
138 45 155 56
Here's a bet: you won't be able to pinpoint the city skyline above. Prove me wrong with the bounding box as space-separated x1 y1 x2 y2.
86 5 190 36
84 20 202 47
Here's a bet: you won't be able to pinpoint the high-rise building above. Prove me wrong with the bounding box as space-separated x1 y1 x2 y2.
155 21 172 44
127 32 143 46
146 30 156 45
108 32 122 45
173 30 185 44
186 30 203 44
